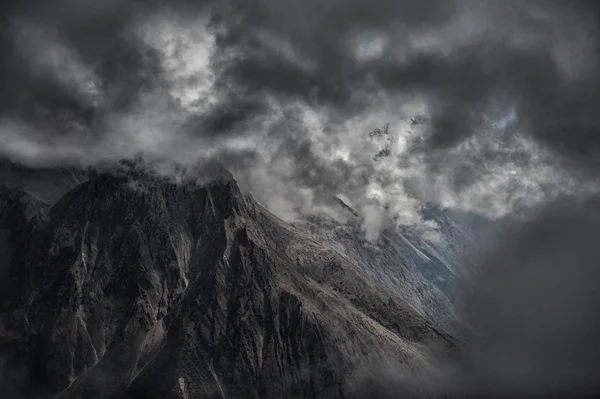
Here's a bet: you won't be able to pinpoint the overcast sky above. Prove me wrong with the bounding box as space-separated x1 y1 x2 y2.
1 0 600 237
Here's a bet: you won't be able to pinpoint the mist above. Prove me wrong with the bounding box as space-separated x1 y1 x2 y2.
351 197 600 398
458 199 600 397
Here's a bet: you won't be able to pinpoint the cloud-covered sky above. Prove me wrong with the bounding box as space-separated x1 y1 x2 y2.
1 0 600 235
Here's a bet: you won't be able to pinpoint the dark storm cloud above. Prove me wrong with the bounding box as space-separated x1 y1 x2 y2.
193 95 268 135
2 0 599 150
209 0 459 108
0 0 133 116
1 0 599 222
3 0 600 159
207 0 600 170
0 0 214 133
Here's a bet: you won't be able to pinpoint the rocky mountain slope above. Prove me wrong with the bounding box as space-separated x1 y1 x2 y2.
295 200 489 337
0 168 458 398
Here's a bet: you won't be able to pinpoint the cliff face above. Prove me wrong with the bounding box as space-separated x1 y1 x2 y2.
0 171 457 399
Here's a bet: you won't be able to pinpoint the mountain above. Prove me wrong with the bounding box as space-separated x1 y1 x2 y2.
0 168 458 398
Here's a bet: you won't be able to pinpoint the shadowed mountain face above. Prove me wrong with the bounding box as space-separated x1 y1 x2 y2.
0 170 458 398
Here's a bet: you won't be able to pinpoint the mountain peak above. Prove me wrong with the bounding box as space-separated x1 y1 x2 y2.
47 164 250 234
